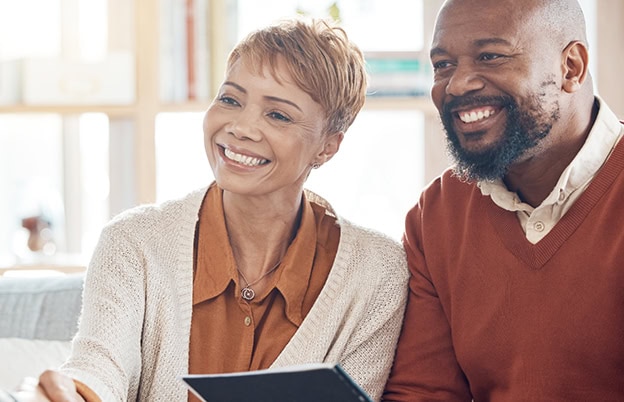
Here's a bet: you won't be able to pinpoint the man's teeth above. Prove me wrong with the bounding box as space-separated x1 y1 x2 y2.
459 109 495 123
224 148 268 167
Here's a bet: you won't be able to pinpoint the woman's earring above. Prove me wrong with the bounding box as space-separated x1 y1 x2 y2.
311 162 321 169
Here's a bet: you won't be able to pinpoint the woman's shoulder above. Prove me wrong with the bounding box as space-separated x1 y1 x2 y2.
303 188 404 254
104 187 206 235
338 217 405 258
331 217 409 299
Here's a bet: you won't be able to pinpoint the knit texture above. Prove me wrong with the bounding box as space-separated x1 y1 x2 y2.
60 188 409 402
385 120 624 401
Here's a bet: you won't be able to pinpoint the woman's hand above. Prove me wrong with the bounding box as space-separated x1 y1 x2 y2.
12 371 85 402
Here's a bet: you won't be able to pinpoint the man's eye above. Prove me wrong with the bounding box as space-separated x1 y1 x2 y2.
480 53 503 61
432 60 453 70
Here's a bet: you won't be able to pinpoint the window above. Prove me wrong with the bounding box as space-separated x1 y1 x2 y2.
0 0 117 267
232 0 424 51
155 112 212 202
306 110 425 239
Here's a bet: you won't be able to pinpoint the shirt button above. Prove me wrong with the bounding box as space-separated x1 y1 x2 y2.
244 316 252 326
558 191 566 202
534 221 545 232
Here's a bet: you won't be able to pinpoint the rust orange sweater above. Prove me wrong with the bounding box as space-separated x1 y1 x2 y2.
384 135 624 401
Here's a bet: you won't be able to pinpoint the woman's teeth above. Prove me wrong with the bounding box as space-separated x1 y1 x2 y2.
224 148 268 167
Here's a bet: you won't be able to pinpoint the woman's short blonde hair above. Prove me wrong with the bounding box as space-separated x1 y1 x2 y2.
227 17 368 135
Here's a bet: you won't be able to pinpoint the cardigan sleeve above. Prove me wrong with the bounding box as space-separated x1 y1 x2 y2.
336 231 410 402
60 222 146 402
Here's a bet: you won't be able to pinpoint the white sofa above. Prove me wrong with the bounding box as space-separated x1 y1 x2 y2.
0 274 84 390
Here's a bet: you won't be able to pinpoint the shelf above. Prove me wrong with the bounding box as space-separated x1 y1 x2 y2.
0 104 137 117
364 96 437 114
159 101 212 113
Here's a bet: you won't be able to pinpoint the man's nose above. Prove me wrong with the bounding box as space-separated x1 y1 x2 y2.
445 63 485 97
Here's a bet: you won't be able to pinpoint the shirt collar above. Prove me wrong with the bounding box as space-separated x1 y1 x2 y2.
274 191 319 326
479 96 623 212
193 183 237 305
193 185 321 328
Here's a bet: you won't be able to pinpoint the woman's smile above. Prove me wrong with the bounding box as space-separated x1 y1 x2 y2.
221 145 270 167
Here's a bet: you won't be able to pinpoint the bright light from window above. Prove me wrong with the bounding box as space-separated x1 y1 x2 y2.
79 0 108 61
234 0 424 52
0 0 61 59
0 115 64 265
155 112 214 202
79 113 110 254
306 110 425 240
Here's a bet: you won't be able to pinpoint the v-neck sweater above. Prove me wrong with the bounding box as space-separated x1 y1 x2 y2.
385 125 624 401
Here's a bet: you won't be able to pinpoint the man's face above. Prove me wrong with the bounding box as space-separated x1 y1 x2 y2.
430 0 562 181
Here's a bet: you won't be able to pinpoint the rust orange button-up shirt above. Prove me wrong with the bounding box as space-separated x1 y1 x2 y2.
188 184 339 401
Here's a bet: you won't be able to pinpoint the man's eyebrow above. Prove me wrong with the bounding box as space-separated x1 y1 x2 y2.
430 37 514 58
430 47 447 58
474 37 513 48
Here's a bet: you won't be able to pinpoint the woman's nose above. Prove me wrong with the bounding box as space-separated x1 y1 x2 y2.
227 108 262 141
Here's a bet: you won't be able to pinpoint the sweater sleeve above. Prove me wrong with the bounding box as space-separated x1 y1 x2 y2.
60 221 146 402
383 203 472 401
337 233 410 402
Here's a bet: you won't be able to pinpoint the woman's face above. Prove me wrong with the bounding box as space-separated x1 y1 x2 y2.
203 57 340 199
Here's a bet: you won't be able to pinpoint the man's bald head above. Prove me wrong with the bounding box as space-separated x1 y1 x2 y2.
438 0 587 49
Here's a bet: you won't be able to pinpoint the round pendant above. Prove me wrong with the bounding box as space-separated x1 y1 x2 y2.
241 287 255 301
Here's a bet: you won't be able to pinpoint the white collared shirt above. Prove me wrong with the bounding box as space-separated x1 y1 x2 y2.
478 97 623 244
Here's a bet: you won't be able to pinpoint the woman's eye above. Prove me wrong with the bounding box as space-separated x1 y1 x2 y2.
268 111 292 123
218 95 239 106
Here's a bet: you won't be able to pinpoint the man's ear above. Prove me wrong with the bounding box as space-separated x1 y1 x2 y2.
317 132 344 164
561 40 589 93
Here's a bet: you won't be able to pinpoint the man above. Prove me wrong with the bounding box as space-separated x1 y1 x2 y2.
383 0 623 400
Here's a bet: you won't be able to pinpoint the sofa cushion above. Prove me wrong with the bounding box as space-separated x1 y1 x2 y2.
0 274 84 341
0 337 72 390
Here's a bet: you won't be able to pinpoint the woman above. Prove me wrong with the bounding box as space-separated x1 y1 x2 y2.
17 17 408 402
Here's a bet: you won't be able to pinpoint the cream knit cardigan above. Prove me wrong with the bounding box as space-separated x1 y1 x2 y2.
61 188 409 402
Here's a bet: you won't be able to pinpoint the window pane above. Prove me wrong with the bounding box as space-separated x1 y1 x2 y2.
306 110 425 240
233 0 424 52
0 115 64 265
155 112 213 202
0 0 133 106
0 114 109 267
79 114 110 254
0 0 62 59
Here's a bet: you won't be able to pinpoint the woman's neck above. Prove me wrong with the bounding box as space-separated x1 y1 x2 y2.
223 191 303 278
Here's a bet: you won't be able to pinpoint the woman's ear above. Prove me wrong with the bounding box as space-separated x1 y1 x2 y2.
561 40 589 93
317 132 344 164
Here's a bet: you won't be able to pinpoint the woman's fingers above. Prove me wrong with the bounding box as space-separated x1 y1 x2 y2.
35 370 83 402
12 376 50 401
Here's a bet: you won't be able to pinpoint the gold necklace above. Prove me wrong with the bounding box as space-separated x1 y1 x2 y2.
238 260 282 301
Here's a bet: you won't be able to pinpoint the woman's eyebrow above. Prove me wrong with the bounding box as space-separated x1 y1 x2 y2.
264 95 302 112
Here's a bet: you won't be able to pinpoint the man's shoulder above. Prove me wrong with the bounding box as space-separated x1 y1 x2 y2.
421 168 478 204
